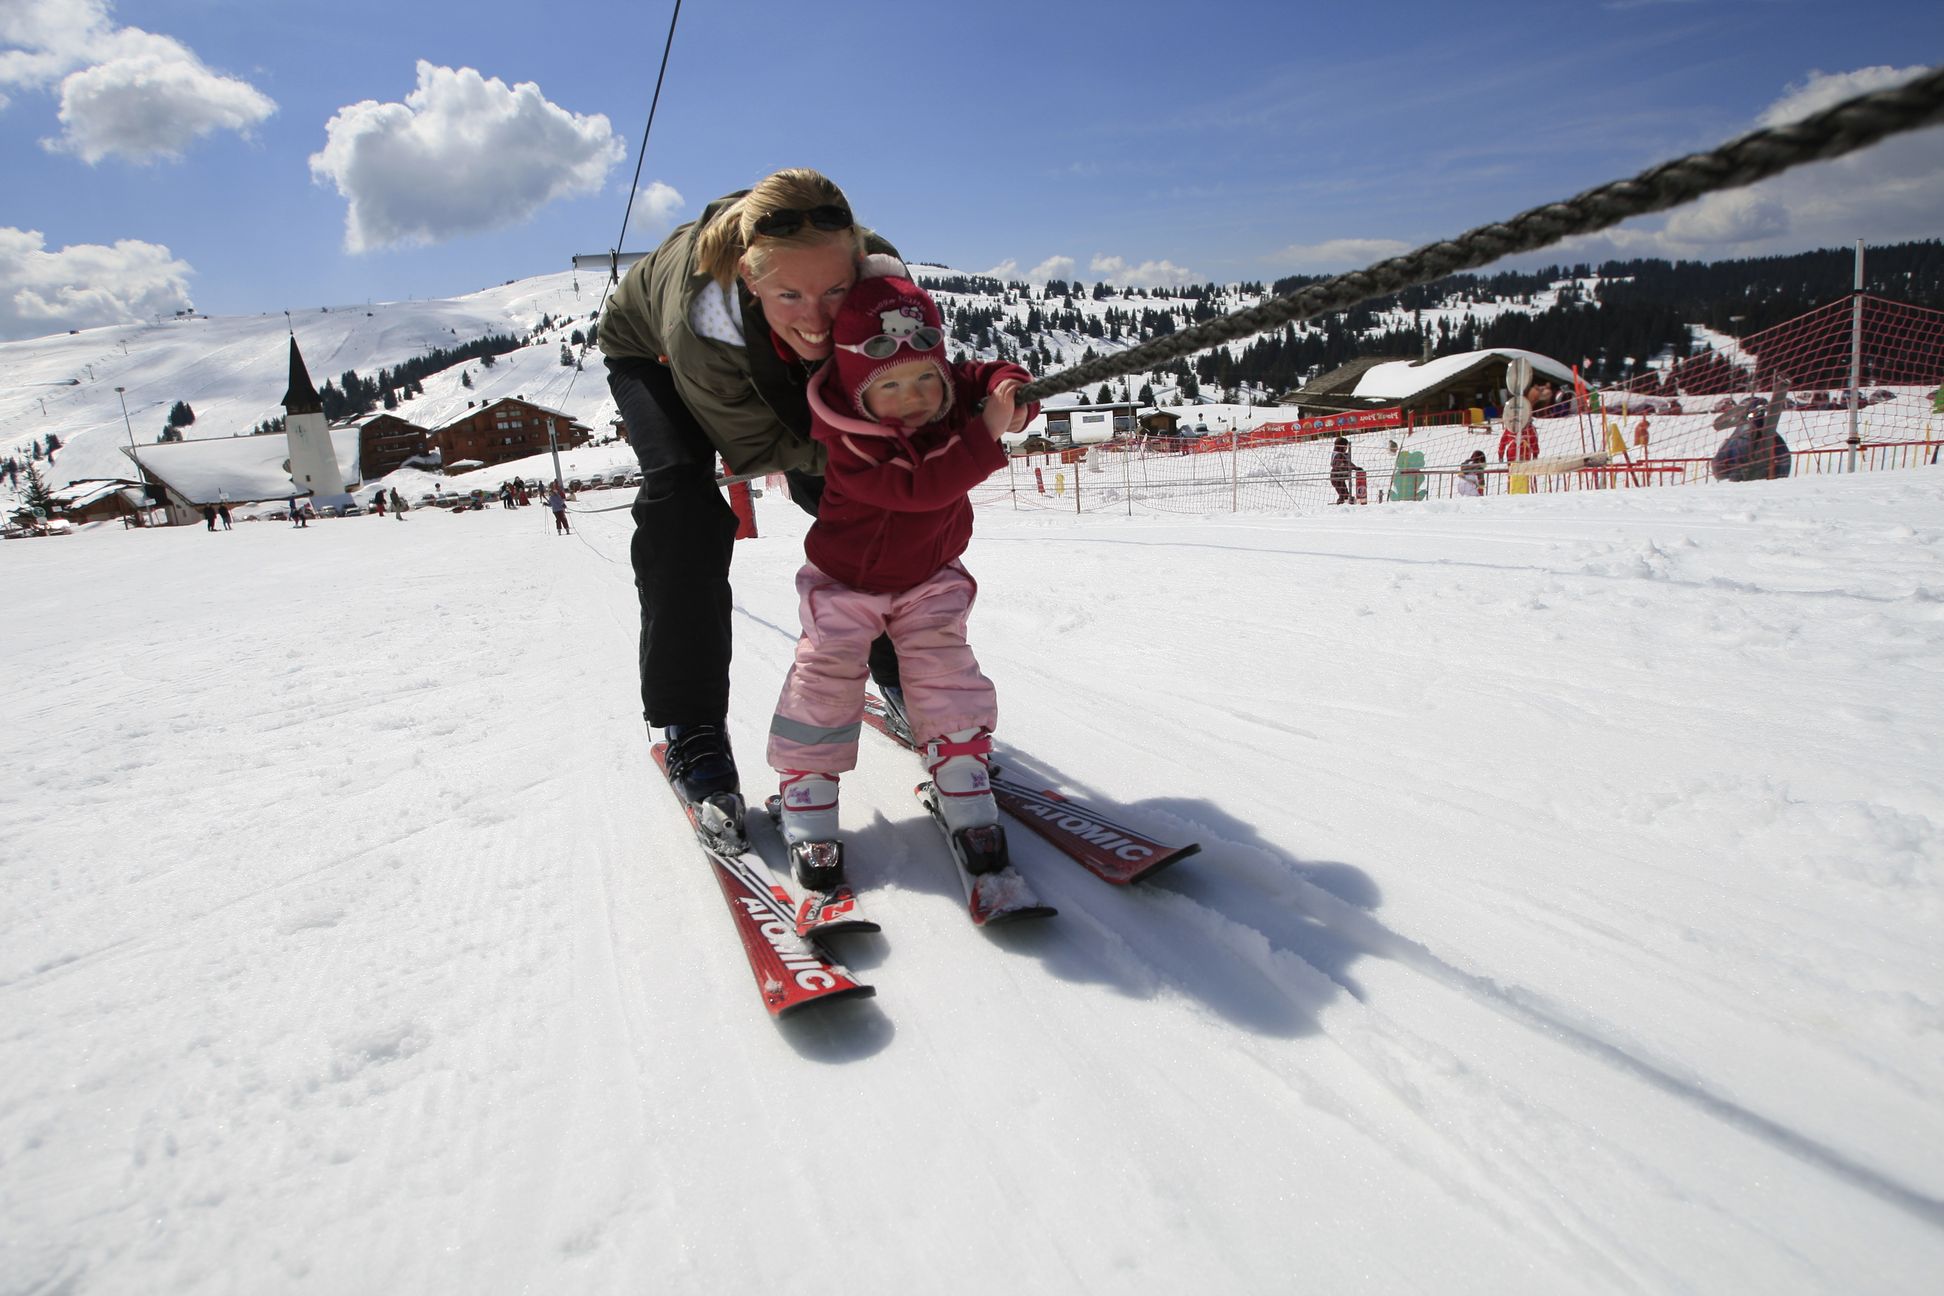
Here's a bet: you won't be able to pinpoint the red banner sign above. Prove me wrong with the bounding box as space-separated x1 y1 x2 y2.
1294 407 1404 437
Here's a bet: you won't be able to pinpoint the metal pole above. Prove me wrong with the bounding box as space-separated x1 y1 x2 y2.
1122 432 1132 516
1847 238 1863 472
116 386 146 525
1230 422 1239 512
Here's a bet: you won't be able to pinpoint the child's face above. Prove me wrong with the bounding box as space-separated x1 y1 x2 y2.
861 359 946 426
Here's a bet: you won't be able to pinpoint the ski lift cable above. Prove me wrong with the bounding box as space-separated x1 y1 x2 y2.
605 0 684 294
1011 64 1944 408
550 0 683 486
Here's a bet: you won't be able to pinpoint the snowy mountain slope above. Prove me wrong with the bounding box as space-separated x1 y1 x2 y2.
0 269 610 490
1 259 1583 512
3 469 1941 1293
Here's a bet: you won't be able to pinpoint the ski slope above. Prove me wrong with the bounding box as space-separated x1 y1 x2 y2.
3 470 1942 1294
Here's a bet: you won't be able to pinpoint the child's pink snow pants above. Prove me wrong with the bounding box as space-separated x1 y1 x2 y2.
767 560 996 774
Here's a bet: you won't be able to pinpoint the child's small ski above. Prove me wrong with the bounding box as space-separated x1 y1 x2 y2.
916 782 1056 926
864 691 1200 885
760 795 880 940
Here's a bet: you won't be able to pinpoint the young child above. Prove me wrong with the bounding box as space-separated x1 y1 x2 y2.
1328 436 1357 504
766 265 1036 888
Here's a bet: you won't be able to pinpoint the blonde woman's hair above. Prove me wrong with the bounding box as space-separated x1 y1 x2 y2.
694 167 864 286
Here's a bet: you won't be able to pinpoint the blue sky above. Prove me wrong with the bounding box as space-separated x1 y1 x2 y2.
1 0 1939 340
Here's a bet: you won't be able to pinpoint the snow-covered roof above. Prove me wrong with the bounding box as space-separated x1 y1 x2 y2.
49 478 142 509
129 427 363 504
434 394 586 431
1352 348 1576 401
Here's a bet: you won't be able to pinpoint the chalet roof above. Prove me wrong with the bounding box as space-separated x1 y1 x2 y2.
128 427 363 505
50 478 143 509
342 411 429 433
1296 355 1412 399
434 394 589 433
1351 348 1575 401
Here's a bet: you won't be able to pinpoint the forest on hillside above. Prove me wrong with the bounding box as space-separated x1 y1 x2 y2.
945 240 1944 398
1254 239 1943 390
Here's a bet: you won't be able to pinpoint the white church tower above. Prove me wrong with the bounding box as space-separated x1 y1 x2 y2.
282 337 347 503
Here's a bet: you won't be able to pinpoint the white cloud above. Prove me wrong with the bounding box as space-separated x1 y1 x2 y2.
630 180 684 234
1756 65 1924 128
1089 254 1197 288
1 0 275 163
1270 238 1414 273
309 62 624 253
0 226 193 340
978 257 1082 283
0 0 111 90
1518 66 1943 268
1025 256 1076 283
1662 188 1789 244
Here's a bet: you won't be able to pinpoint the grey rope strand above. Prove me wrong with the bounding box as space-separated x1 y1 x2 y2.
1013 64 1944 406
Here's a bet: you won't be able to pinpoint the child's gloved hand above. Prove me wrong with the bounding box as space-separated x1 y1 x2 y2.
981 379 1026 440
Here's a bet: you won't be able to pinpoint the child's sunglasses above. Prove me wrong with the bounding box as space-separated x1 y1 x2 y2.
834 326 944 360
751 204 854 237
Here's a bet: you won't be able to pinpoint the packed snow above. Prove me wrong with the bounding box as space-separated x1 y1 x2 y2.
4 464 1942 1294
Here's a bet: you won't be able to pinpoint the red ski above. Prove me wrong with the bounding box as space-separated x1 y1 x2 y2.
652 744 874 1018
989 776 1200 885
863 693 1199 885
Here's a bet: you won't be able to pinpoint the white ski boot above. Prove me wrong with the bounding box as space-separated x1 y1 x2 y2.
774 771 843 890
923 729 999 834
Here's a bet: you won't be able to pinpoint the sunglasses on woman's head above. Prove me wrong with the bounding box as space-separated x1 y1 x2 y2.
834 326 944 360
752 204 854 237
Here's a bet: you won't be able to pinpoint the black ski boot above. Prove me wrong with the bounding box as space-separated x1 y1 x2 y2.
664 723 745 848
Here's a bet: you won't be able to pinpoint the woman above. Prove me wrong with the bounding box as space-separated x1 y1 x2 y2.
600 169 950 818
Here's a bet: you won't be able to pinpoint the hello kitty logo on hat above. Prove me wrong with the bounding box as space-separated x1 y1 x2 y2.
877 305 924 339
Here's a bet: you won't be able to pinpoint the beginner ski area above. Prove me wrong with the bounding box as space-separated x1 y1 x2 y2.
4 470 1942 1294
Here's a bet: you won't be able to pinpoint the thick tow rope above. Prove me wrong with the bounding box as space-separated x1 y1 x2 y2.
1013 65 1944 406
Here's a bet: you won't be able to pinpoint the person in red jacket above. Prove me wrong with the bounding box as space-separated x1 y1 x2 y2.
765 266 1035 888
1497 419 1540 463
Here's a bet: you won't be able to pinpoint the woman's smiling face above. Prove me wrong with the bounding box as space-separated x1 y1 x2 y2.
741 239 858 361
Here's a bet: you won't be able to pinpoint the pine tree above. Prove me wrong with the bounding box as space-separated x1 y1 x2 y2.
167 401 195 428
461 370 473 388
23 464 54 517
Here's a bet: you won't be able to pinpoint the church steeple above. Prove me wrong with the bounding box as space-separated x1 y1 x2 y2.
282 336 322 416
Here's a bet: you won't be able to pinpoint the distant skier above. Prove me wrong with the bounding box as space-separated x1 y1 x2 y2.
766 268 1037 890
547 481 569 534
1328 436 1358 505
389 487 408 520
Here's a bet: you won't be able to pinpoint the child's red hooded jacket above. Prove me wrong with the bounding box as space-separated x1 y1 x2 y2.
802 358 1033 595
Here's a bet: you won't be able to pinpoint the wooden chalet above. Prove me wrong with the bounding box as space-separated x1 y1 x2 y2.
349 412 433 478
432 397 591 470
